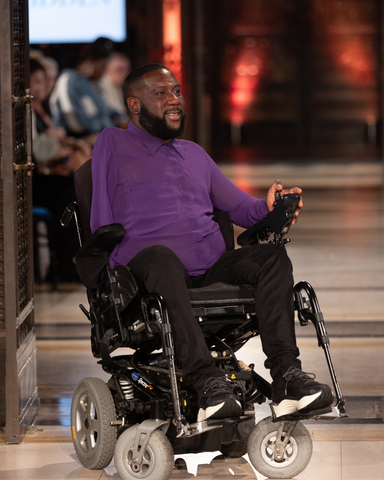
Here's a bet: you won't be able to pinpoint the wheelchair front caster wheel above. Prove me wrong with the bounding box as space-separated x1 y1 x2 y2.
115 425 174 480
71 377 117 469
247 416 313 479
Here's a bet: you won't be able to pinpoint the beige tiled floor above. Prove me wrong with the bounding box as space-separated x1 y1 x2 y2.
1 181 384 479
1 436 384 479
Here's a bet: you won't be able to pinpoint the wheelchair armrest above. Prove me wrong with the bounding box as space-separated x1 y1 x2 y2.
75 223 125 289
237 193 300 247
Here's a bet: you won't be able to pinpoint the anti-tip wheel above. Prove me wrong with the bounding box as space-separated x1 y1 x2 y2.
247 416 313 479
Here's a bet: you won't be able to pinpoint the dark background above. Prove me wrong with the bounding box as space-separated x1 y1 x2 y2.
32 0 384 164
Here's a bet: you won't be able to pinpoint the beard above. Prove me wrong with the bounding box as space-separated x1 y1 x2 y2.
138 103 186 141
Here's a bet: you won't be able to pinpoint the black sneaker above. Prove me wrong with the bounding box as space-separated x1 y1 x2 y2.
272 366 334 418
197 376 242 422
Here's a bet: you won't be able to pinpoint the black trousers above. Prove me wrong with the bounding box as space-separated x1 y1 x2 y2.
128 244 301 391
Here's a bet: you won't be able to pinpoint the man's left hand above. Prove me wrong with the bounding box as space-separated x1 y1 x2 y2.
266 180 303 225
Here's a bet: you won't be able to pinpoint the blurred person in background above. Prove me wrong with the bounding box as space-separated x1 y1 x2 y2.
99 52 131 128
31 58 91 282
30 58 91 175
39 56 59 114
49 44 115 145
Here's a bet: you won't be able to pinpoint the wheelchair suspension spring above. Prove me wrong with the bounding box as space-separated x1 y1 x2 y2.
119 378 135 400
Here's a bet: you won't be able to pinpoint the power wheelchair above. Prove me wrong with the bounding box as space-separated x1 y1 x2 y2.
61 158 347 480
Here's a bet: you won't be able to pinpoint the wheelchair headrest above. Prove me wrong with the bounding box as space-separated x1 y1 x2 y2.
75 223 126 289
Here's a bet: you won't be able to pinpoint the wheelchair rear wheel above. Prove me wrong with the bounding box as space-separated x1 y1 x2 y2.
71 377 117 469
115 425 174 480
247 416 312 479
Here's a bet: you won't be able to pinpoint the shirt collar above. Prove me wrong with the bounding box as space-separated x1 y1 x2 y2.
127 121 185 159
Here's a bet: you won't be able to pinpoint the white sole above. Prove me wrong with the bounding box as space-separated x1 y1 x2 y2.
272 391 322 418
197 399 242 422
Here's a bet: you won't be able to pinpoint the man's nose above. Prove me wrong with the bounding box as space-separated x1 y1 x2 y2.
167 92 181 104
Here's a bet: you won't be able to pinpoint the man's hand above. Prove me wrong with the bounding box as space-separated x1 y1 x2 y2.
266 180 303 225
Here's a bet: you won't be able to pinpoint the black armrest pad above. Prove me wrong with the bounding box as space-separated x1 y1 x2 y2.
75 223 125 289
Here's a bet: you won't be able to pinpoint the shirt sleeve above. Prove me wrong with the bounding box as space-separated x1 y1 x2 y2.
207 153 269 228
90 129 117 232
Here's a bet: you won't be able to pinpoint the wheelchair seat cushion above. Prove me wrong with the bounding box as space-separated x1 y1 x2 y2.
188 282 254 304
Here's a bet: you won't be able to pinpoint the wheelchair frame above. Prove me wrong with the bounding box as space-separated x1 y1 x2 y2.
62 194 347 479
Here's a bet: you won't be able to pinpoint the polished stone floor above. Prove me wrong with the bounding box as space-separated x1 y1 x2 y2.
1 166 383 480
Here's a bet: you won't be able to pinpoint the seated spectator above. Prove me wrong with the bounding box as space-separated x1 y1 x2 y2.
30 58 91 282
49 44 115 145
99 52 131 128
31 58 91 175
39 56 59 114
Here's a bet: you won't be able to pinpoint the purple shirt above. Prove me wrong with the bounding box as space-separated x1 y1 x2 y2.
90 122 269 275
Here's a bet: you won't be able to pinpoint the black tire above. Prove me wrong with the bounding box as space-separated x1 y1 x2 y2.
71 377 117 469
220 438 248 458
247 416 313 479
115 425 174 480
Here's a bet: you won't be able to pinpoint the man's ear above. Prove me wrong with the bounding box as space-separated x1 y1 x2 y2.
127 97 140 116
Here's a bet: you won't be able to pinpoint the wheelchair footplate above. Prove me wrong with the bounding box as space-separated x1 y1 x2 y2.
206 414 254 427
270 404 347 423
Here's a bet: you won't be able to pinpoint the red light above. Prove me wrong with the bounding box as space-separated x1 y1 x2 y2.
227 44 263 124
231 90 248 106
162 0 182 86
315 4 375 88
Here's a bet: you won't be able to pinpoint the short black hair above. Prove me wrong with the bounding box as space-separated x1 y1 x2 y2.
123 63 170 99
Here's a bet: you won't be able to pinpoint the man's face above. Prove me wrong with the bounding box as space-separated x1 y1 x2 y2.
135 69 186 141
138 101 186 141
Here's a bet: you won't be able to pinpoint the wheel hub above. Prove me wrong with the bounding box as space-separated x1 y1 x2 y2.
125 444 155 477
261 431 298 467
76 393 99 455
71 378 117 470
274 444 286 462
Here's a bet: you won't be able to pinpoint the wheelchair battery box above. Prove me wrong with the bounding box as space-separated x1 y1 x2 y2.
96 265 139 325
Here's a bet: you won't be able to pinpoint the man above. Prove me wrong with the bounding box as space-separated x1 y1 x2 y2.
90 64 333 422
50 45 115 143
